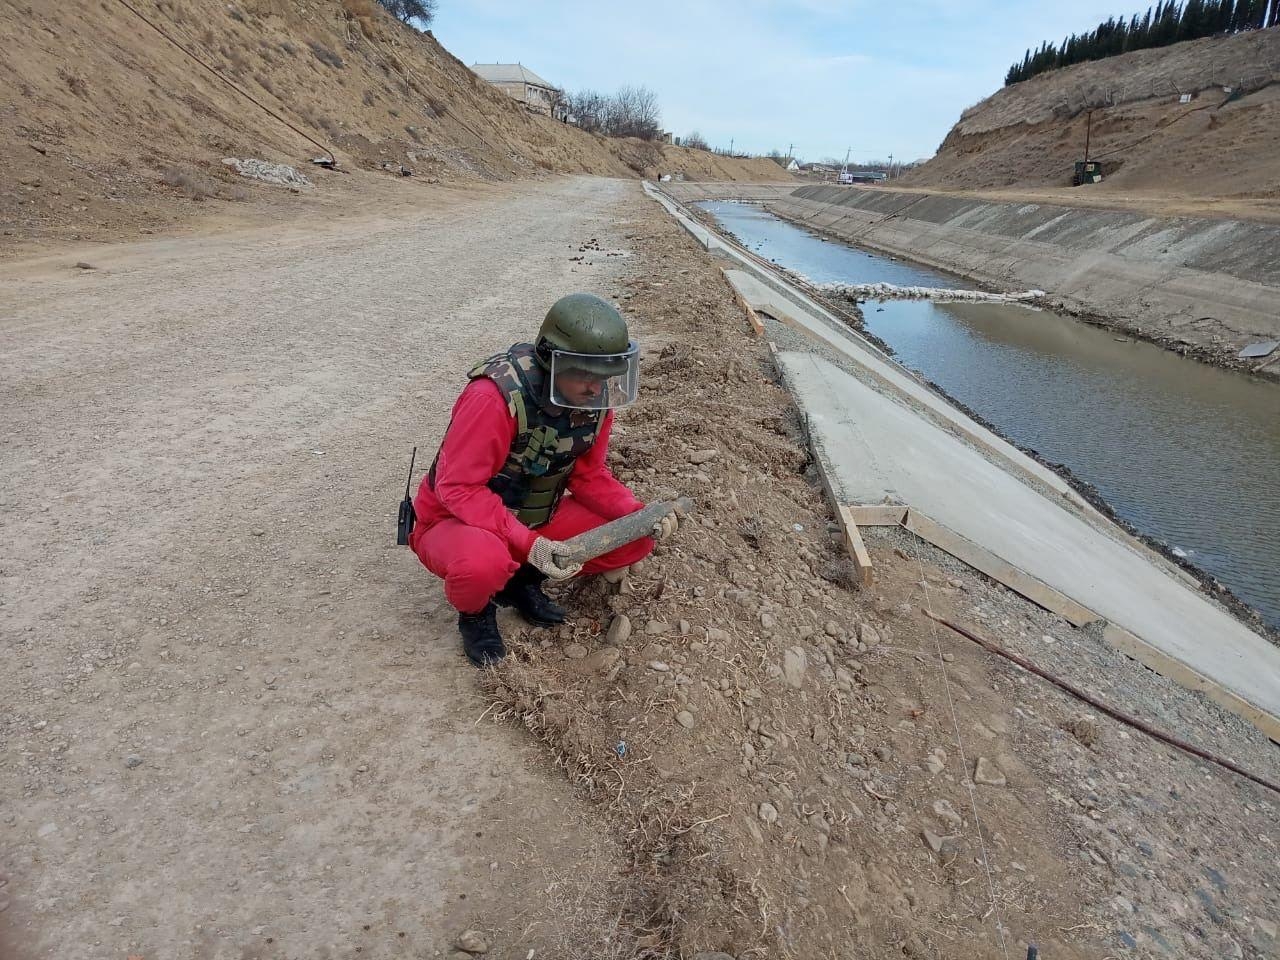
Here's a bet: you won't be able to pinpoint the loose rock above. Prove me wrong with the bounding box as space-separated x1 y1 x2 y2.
563 643 588 660
782 647 807 688
455 929 490 954
675 710 696 729
974 757 1007 787
606 614 632 644
758 802 779 825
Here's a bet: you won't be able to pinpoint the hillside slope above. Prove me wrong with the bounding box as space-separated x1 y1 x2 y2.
0 0 786 251
904 26 1280 201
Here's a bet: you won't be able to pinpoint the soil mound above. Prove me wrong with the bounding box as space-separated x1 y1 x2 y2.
1 0 785 249
904 27 1280 200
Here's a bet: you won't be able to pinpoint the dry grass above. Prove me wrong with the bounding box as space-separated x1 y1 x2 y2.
161 167 212 200
307 40 344 69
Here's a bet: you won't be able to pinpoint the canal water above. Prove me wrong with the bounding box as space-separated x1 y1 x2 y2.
699 200 1280 631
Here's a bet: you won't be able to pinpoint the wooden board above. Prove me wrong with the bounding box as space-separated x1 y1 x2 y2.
847 504 908 526
903 508 1100 628
728 287 765 337
836 505 874 587
1102 623 1280 744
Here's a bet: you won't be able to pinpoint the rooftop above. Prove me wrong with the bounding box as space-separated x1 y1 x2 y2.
470 63 555 89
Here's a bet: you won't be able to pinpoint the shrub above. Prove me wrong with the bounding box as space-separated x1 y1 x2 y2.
308 41 344 69
162 167 212 200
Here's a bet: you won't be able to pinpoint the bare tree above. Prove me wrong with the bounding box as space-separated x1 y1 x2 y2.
377 0 437 27
608 85 661 139
567 85 662 140
567 89 607 133
682 130 710 151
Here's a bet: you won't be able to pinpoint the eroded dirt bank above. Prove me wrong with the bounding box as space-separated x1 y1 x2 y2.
1 176 1277 959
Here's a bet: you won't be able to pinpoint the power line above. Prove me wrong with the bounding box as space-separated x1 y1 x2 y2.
110 0 336 166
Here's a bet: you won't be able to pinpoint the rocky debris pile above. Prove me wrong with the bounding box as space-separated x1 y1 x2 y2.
479 201 1087 957
813 279 1046 304
480 195 1280 959
220 158 312 189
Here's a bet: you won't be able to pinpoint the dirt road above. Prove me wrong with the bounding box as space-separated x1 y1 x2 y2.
5 174 1280 960
0 177 642 958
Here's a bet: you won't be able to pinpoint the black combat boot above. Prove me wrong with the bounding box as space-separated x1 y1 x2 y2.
458 601 506 667
494 565 567 628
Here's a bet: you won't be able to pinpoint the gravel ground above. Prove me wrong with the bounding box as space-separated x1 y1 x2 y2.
0 176 646 959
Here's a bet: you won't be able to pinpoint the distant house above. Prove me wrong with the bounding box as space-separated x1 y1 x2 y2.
471 63 560 117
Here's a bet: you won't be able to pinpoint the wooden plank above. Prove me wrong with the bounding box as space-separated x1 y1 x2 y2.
836 505 874 587
1102 624 1280 744
729 288 765 337
903 508 1101 628
847 504 908 526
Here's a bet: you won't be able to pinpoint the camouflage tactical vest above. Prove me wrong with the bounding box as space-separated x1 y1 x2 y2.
432 343 602 528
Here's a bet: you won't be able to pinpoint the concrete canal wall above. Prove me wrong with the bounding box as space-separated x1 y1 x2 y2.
764 185 1280 370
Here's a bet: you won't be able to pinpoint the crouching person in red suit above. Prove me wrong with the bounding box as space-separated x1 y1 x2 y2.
408 293 675 666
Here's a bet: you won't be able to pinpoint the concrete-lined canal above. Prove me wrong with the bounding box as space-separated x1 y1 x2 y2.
699 200 1280 631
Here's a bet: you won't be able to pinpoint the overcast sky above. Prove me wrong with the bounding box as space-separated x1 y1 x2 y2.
433 0 1140 163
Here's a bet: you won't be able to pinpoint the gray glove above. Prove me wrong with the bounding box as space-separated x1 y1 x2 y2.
529 537 583 581
651 513 678 541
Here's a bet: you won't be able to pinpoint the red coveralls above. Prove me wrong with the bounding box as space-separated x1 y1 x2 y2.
409 377 654 613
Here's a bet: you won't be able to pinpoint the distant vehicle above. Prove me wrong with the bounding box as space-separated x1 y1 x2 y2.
838 170 854 184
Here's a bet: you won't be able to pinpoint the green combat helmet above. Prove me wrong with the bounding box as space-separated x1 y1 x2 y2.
535 293 640 409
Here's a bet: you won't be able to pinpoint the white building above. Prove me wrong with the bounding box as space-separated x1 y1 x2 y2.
471 63 560 117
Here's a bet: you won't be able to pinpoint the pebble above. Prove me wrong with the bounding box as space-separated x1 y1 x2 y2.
782 647 807 688
706 627 731 644
758 802 779 825
1068 714 1100 747
873 745 892 762
583 647 621 675
644 620 670 635
675 710 696 729
563 643 588 660
858 622 881 647
932 799 962 829
606 614 632 644
923 747 947 774
823 620 842 638
689 448 718 464
125 755 143 769
250 528 266 536
455 929 490 954
759 611 777 630
974 757 1007 787
692 953 736 960
647 661 670 672
921 829 954 854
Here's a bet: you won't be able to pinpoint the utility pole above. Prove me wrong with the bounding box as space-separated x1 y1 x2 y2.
730 137 734 156
888 153 894 179
787 142 794 163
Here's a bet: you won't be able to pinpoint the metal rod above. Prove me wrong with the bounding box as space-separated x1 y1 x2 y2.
923 611 1280 798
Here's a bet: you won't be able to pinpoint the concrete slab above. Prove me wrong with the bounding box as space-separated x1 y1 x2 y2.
777 350 1280 736
721 268 1094 513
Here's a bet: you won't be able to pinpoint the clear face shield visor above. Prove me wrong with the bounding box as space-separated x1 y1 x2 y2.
548 342 640 410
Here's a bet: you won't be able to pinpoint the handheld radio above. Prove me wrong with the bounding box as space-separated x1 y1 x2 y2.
396 446 418 546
